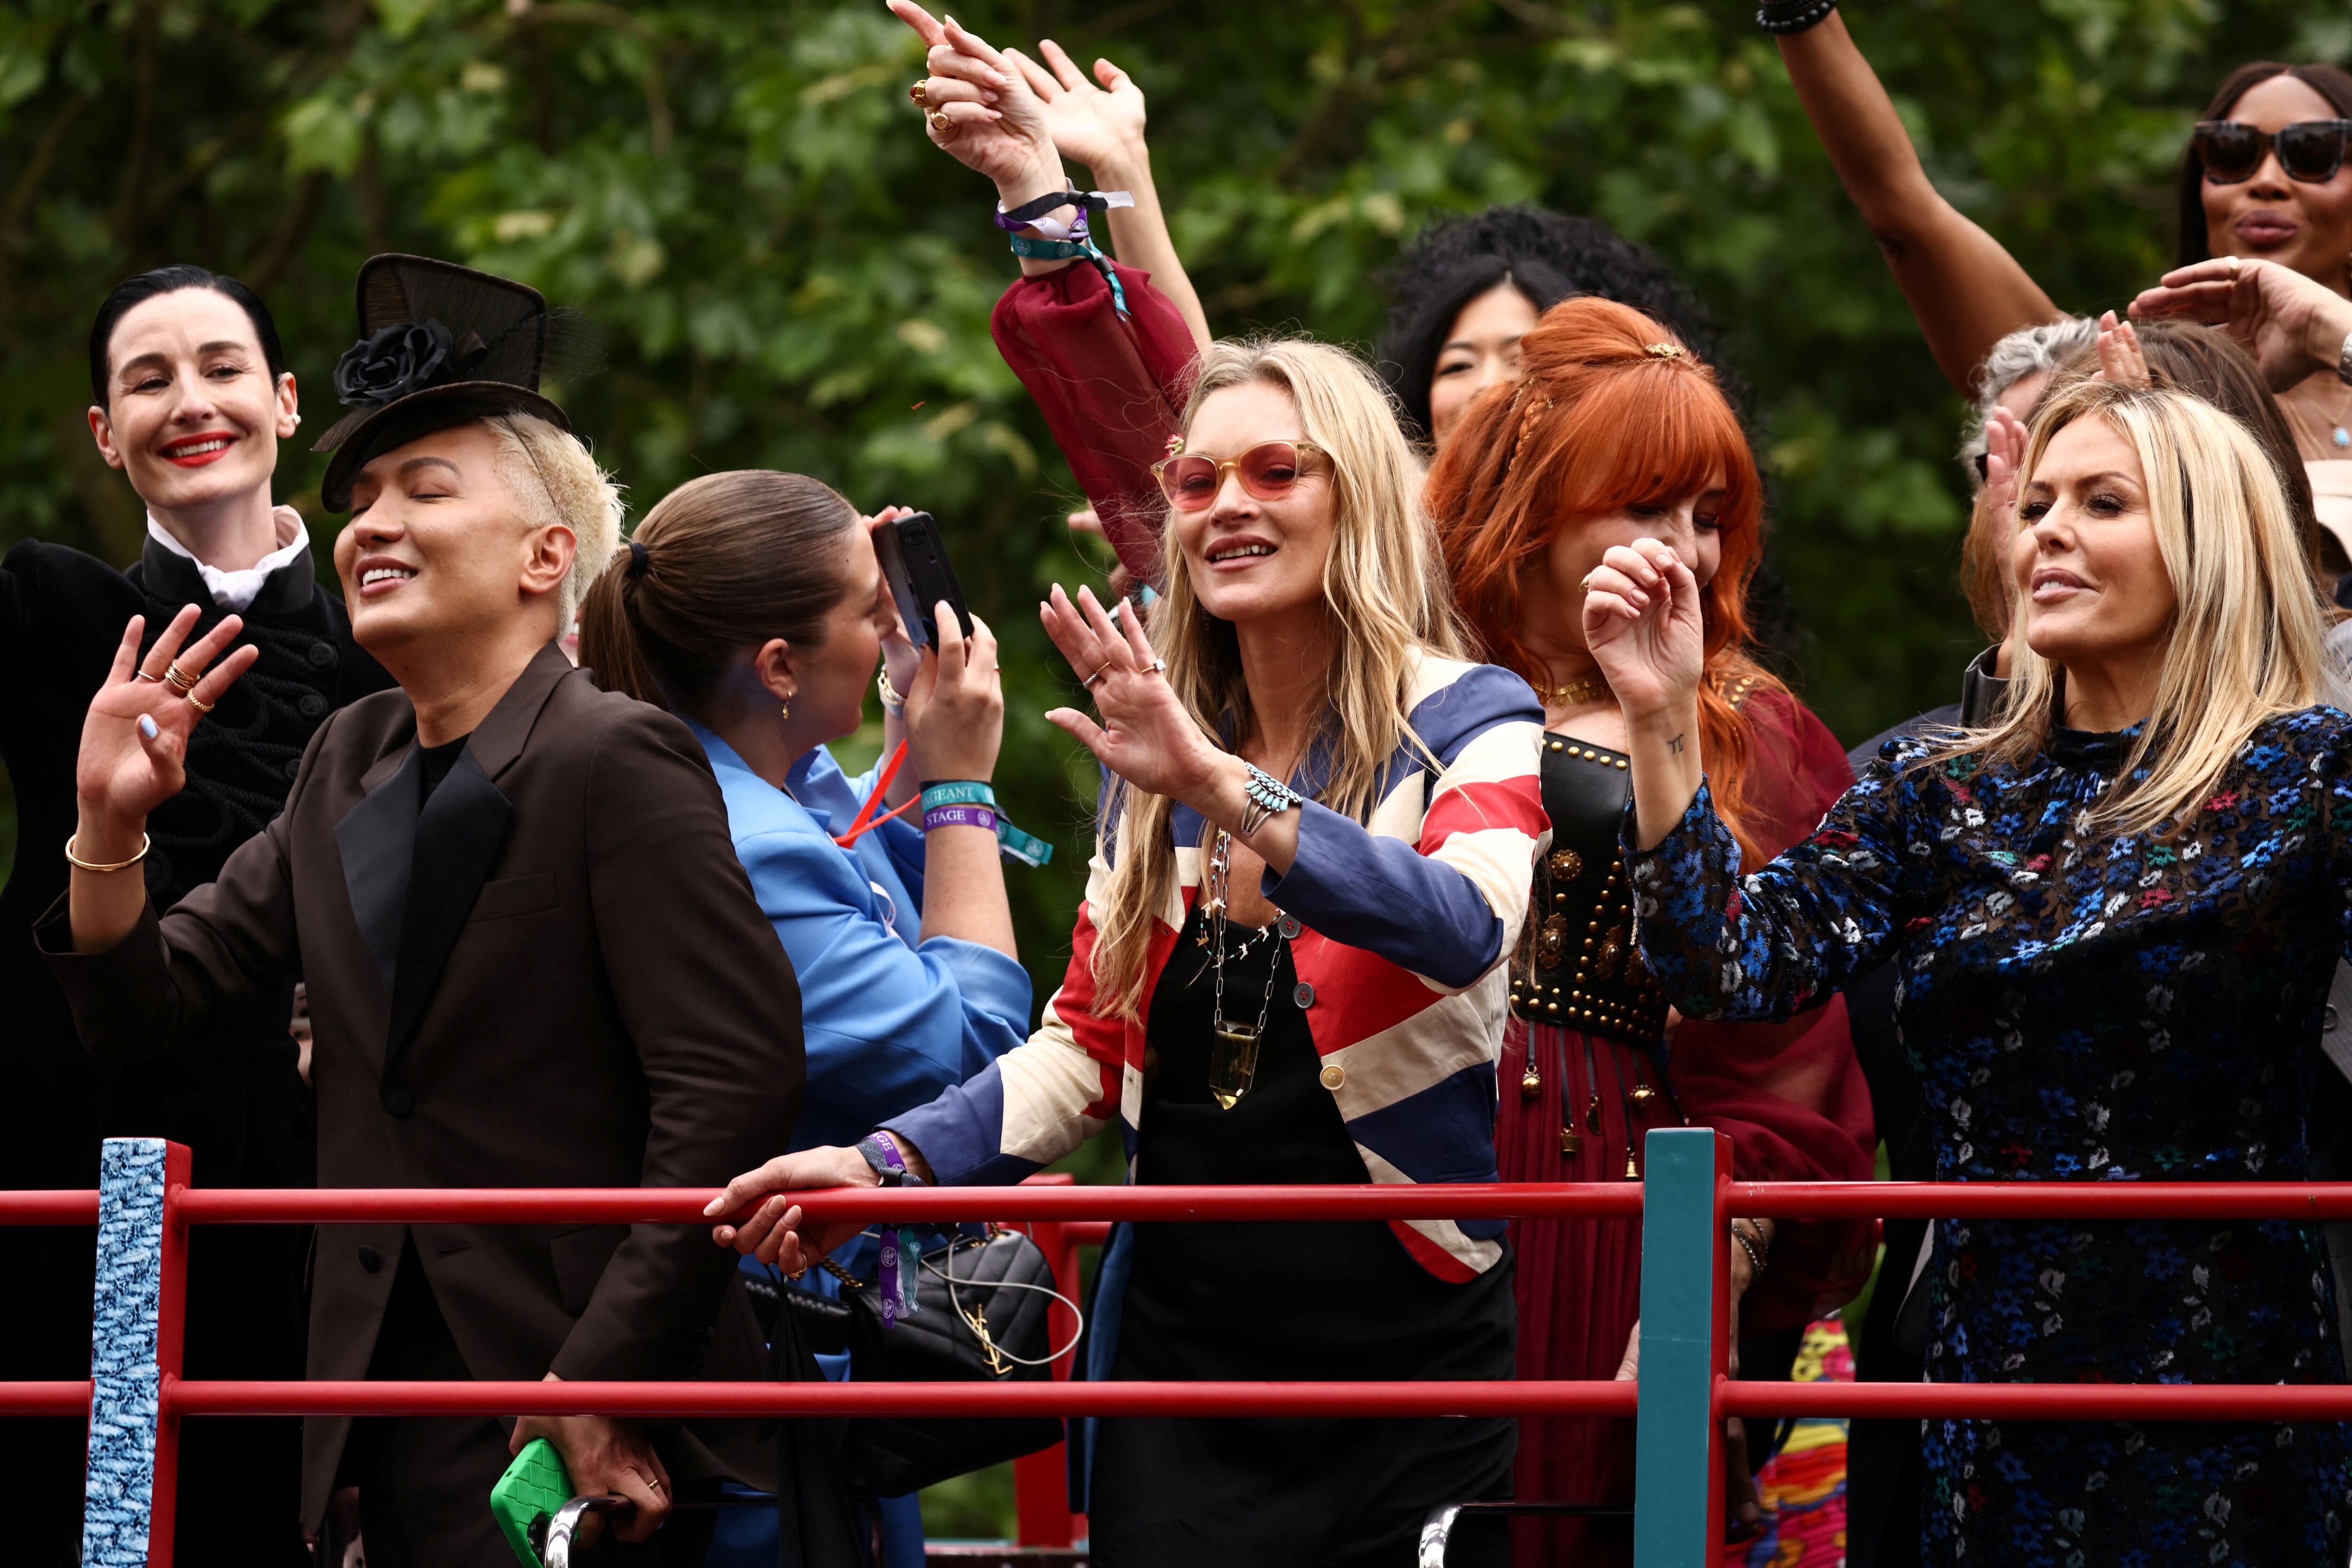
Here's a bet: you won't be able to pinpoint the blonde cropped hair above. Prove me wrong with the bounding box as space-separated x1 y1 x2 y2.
481 412 624 630
1941 379 2326 836
1091 336 1467 1019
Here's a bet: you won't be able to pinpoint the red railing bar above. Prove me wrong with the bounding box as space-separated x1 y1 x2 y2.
1732 1180 2352 1219
0 1192 100 1223
171 1182 1645 1225
0 1382 94 1415
29 1372 2352 1422
1718 1378 2352 1422
21 1181 2352 1228
164 1378 1638 1419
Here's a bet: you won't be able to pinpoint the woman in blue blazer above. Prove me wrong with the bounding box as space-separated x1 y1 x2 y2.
580 471 1030 1565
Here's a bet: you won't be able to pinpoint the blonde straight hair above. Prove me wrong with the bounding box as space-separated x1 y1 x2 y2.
1942 379 2326 836
1091 338 1468 1019
482 412 624 631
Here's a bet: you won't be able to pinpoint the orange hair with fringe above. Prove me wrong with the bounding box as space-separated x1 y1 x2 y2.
1426 295 1781 864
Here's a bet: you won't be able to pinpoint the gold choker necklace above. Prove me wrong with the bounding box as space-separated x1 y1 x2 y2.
1538 673 1612 708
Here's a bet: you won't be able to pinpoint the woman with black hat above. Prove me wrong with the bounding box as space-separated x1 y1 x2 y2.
0 265 392 1562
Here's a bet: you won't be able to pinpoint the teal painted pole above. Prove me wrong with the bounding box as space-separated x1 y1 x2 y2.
1631 1127 1729 1568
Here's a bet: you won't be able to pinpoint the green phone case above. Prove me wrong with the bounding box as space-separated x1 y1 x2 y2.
490 1437 576 1567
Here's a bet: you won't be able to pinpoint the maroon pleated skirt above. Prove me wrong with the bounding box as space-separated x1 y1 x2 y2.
1494 1016 1682 1568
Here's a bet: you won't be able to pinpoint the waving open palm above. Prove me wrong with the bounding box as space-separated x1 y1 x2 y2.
78 604 260 828
1008 40 1147 178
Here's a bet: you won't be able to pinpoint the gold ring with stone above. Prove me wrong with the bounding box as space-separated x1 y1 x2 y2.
910 81 929 107
927 109 953 135
163 662 199 694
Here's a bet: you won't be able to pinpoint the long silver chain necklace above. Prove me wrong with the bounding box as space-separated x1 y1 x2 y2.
1203 829 1284 1109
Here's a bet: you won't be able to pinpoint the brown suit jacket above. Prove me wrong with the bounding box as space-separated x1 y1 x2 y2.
41 643 803 1525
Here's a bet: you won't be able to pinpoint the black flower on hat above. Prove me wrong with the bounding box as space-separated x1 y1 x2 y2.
333 319 464 408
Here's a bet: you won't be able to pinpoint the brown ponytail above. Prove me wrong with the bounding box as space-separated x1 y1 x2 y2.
577 470 860 716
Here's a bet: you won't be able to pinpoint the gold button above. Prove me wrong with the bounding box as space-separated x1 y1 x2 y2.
1320 1063 1346 1089
1549 739 1564 752
1615 758 1628 769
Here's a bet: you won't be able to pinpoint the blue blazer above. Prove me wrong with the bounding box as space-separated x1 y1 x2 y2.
690 725 1031 1152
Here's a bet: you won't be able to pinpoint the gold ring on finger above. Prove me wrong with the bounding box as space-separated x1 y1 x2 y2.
2226 254 2242 281
909 81 929 107
1143 657 1167 676
163 662 199 694
1579 575 1596 594
927 109 953 135
186 693 215 716
1084 661 1114 687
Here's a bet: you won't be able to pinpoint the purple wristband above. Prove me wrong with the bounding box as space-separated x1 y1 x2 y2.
924 803 999 833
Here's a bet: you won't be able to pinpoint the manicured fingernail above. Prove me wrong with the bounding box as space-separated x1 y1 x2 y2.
138 715 158 740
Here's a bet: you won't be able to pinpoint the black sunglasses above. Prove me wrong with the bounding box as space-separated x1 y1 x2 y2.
2193 119 2352 185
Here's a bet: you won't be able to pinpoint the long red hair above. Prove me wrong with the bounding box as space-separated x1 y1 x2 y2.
1426 295 1781 863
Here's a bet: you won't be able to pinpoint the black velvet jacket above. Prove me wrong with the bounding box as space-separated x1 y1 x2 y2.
0 532 392 1199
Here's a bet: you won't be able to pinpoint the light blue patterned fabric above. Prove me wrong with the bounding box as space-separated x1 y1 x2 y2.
83 1136 167 1568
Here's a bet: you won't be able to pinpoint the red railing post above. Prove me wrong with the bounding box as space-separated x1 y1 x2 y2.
1010 1174 1082 1549
148 1141 191 1568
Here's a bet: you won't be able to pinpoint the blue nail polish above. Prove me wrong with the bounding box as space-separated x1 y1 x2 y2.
137 715 159 740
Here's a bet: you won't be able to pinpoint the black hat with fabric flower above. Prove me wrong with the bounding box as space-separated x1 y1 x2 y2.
313 254 594 509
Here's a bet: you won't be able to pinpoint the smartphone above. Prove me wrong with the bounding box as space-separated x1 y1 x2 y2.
490 1437 574 1566
874 511 973 651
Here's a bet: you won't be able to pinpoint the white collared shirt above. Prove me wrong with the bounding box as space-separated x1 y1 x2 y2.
145 506 310 613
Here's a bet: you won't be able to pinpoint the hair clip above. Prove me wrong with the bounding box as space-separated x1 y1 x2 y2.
1645 342 1685 360
1164 434 1184 457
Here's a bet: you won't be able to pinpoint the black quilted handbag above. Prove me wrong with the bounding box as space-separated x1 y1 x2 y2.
745 1227 1075 1497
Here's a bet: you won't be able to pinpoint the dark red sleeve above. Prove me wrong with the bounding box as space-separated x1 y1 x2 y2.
989 261 1197 586
1674 686 1878 1334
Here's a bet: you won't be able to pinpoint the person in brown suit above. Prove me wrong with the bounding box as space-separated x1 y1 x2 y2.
39 257 807 1566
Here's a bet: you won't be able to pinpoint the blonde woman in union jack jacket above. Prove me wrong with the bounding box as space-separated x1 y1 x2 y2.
710 334 1548 1565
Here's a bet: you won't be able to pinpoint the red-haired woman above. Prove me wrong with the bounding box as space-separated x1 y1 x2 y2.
1425 296 1877 1566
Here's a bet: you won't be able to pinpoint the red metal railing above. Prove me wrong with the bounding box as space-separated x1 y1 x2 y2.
23 1143 2352 1567
9 1165 1643 1566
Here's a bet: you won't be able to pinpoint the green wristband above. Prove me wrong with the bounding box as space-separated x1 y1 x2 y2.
1009 234 1089 261
994 819 1054 868
921 781 997 810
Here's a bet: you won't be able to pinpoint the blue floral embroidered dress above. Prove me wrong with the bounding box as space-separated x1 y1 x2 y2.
1629 710 2352 1567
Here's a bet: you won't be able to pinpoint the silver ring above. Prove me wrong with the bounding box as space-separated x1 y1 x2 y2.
1083 661 1114 687
2226 254 2242 281
133 670 162 683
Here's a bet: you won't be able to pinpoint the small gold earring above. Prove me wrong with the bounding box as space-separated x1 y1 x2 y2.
781 689 795 721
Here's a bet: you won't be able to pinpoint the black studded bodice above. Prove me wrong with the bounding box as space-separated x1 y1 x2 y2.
1509 735 1669 1049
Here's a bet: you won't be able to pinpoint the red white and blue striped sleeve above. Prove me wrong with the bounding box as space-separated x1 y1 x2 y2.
1264 659 1546 990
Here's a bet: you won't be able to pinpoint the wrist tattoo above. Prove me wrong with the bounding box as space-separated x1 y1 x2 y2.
1667 733 1685 755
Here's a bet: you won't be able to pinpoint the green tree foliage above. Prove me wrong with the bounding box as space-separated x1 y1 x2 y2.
3 0 2345 968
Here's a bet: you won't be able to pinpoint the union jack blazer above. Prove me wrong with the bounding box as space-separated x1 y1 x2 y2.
888 653 1547 1279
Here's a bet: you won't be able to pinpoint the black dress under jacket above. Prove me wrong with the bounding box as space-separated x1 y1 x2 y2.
0 531 391 1566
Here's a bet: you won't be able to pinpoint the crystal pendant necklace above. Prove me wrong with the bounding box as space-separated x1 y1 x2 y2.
1203 830 1285 1109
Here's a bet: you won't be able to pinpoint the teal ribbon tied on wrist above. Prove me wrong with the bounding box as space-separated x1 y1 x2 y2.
1000 185 1133 317
919 781 1055 868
